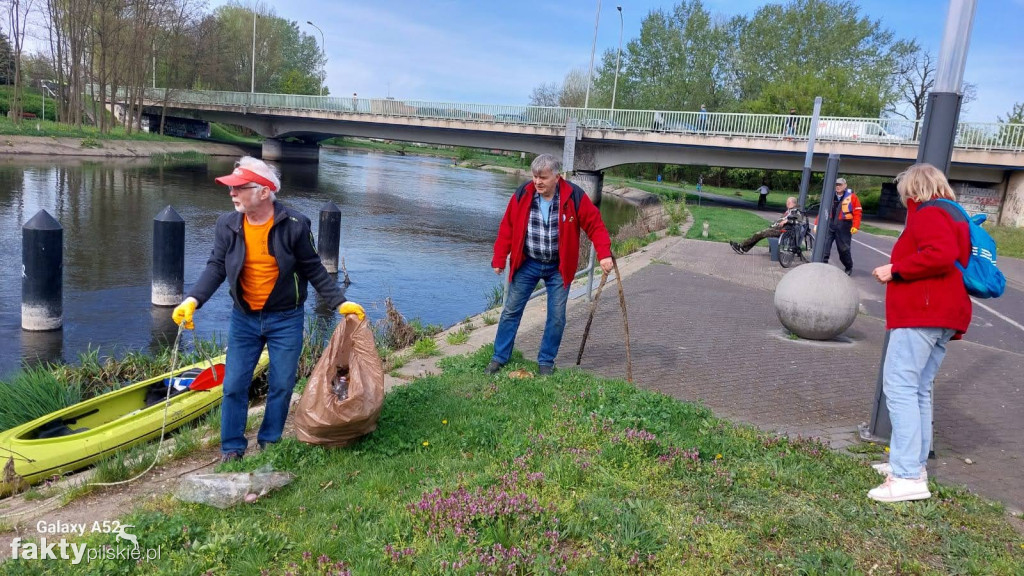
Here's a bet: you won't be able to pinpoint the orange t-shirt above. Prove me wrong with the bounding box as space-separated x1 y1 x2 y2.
240 215 279 310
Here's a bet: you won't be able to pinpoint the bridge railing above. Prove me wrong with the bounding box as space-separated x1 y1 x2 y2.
126 87 1024 152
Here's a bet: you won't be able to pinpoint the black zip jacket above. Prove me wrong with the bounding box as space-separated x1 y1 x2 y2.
187 201 346 313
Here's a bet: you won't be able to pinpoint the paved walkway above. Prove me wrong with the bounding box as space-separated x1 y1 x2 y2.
506 235 1024 513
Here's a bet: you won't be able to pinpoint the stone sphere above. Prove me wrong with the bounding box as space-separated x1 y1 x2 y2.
774 263 859 340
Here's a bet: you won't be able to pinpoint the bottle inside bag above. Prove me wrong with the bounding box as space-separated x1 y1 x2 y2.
332 366 350 401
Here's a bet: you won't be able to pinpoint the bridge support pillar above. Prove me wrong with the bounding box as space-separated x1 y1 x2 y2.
570 170 603 208
999 171 1024 227
262 138 320 163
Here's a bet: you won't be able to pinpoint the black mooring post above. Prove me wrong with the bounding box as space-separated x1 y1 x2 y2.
22 210 63 331
318 201 341 274
152 205 185 306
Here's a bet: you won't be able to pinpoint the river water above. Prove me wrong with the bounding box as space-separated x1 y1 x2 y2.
0 149 638 378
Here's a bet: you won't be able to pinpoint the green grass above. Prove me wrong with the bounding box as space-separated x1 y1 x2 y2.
323 137 531 169
208 122 262 144
0 367 82 431
988 224 1024 259
446 328 471 346
150 150 209 166
8 346 1022 575
412 337 441 357
858 223 900 238
0 115 184 141
686 204 775 243
0 85 57 121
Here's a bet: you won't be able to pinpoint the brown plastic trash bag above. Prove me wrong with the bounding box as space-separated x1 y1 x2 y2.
294 314 385 446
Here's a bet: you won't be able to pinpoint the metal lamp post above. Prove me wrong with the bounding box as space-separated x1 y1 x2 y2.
306 20 326 97
583 0 602 109
251 11 258 93
862 0 977 445
610 6 623 111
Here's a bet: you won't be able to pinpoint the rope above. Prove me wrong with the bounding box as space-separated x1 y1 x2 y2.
1 321 215 518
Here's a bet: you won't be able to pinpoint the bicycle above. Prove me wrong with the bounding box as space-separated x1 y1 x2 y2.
778 209 815 268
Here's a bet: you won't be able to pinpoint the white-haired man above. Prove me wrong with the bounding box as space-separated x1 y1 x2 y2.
488 154 613 376
172 156 365 462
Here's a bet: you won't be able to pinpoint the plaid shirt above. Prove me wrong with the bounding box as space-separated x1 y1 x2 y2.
524 190 560 262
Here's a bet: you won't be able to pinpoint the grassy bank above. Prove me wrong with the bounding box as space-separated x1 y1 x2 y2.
988 225 1024 259
323 137 532 170
6 346 1021 575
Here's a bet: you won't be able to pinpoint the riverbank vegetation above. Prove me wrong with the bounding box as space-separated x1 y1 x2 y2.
4 347 1022 575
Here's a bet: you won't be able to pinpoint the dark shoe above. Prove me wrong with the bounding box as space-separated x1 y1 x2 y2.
845 268 853 276
730 241 744 255
220 451 243 464
538 365 555 376
485 361 504 375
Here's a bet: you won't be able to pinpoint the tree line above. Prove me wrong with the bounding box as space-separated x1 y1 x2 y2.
1 0 325 133
531 0 1006 124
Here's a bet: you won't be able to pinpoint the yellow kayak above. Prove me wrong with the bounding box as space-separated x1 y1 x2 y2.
0 351 269 496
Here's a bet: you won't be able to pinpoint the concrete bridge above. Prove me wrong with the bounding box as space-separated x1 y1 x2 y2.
133 89 1024 225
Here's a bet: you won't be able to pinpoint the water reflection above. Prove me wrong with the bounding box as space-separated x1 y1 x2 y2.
0 151 638 378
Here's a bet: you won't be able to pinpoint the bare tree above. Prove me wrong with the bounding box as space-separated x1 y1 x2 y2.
529 81 560 107
889 46 977 137
4 0 36 123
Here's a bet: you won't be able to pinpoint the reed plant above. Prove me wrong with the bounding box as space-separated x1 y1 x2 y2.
0 367 82 431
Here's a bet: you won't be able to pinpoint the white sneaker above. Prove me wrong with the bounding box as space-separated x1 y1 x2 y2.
868 475 931 503
871 462 927 481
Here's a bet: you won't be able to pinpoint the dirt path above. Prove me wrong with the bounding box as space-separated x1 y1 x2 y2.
0 448 221 560
0 135 253 158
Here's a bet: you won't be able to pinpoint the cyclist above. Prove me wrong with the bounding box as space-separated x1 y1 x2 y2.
730 196 800 254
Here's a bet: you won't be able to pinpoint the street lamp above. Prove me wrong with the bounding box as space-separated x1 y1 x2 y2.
583 0 602 109
610 6 623 111
306 20 326 97
251 11 257 93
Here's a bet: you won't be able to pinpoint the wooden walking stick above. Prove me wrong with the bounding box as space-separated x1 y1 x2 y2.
611 256 633 382
575 255 633 383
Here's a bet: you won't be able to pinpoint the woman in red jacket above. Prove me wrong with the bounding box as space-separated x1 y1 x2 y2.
868 163 972 503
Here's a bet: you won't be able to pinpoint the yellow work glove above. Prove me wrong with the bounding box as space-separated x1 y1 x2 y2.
172 298 197 330
338 301 366 321
851 227 859 234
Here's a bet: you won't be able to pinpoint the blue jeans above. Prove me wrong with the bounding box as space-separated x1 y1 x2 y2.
883 327 956 479
221 306 305 455
492 257 569 367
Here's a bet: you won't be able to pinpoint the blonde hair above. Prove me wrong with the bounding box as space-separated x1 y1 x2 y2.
895 163 956 206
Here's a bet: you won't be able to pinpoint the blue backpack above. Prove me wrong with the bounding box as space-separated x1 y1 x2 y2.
922 198 1006 299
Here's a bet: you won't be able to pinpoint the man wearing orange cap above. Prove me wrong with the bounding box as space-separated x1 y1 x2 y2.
172 156 364 462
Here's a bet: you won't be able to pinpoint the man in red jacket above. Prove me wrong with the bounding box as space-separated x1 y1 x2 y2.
487 154 614 376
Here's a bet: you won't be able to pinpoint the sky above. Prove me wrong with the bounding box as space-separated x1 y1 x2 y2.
237 0 1021 123
23 0 1022 122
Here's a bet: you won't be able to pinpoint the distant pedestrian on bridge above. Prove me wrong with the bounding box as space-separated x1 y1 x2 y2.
867 163 971 503
815 177 862 275
730 196 799 254
698 104 708 132
785 108 798 137
487 154 613 376
171 156 365 463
